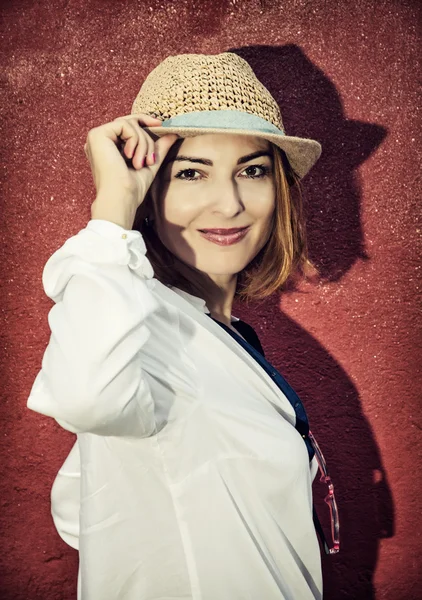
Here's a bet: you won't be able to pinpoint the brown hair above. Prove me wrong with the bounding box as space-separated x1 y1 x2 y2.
132 139 319 303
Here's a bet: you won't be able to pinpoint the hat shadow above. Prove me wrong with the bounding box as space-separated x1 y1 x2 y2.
231 43 387 282
227 44 392 600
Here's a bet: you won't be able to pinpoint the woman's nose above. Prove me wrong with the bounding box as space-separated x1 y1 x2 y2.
208 181 245 216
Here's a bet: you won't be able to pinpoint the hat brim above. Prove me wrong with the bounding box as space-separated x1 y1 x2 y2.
143 126 322 180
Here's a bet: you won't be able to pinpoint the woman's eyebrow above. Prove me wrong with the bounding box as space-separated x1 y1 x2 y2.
169 150 273 166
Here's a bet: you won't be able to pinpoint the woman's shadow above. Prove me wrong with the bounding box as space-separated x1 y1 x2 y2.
229 44 393 600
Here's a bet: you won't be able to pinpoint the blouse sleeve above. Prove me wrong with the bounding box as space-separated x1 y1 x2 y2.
26 219 160 437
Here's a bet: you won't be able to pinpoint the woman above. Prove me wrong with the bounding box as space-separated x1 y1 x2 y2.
27 52 338 600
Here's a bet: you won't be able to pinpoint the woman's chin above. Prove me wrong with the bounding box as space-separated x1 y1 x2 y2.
193 259 250 277
169 243 257 277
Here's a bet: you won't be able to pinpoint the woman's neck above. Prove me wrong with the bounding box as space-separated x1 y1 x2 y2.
205 274 237 326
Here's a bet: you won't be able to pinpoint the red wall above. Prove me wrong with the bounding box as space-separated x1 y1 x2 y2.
1 1 421 598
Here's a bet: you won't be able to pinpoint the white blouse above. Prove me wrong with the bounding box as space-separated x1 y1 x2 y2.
27 219 322 600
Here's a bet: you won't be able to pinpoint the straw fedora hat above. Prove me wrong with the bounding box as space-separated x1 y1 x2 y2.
131 52 322 180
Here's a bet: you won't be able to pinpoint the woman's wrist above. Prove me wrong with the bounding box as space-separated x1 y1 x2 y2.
91 195 137 230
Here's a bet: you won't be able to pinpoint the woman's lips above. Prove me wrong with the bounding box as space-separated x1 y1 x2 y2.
198 227 250 246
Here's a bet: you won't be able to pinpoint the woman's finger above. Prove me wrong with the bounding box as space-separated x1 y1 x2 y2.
117 114 163 163
108 119 148 169
117 113 163 125
124 118 157 168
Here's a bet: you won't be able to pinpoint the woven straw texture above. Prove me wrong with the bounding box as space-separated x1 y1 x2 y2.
132 52 285 132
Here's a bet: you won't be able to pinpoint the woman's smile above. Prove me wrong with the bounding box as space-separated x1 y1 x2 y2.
198 226 251 246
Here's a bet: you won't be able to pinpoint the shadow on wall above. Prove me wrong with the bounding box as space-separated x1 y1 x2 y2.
228 44 392 600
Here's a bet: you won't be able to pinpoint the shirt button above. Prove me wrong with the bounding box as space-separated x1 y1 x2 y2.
121 233 128 239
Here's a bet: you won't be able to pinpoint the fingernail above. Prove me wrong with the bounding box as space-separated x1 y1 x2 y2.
150 152 155 164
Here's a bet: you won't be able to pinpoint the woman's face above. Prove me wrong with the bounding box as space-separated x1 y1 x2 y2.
152 133 276 280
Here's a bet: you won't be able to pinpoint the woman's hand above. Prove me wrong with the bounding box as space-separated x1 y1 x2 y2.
84 114 179 229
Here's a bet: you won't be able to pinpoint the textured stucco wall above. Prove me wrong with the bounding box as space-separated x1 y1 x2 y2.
1 1 421 599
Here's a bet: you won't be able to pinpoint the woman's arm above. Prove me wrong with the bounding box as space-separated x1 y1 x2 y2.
27 219 160 437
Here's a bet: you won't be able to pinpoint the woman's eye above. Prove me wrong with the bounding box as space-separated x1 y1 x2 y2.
174 164 271 181
175 168 199 181
243 165 271 178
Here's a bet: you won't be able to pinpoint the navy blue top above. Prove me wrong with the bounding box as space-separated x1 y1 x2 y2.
208 315 330 555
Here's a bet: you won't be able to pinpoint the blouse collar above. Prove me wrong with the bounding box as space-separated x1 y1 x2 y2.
170 286 240 322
